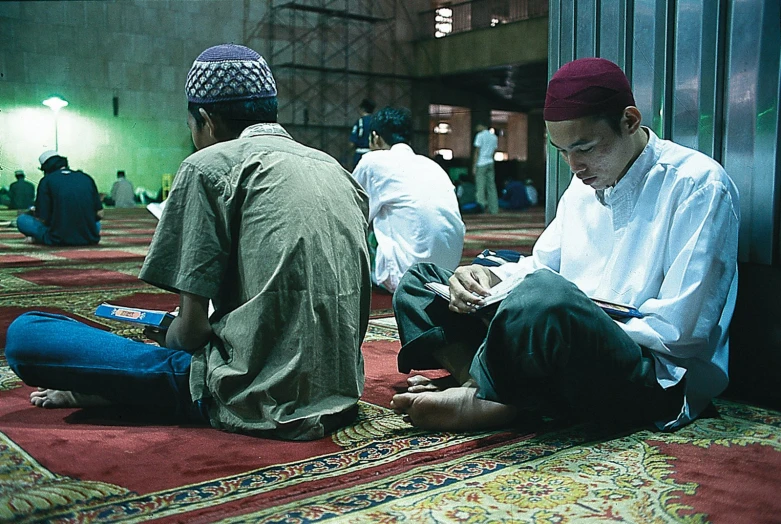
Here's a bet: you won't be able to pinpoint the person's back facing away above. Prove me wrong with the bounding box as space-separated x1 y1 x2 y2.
140 124 371 439
9 174 35 210
354 143 464 292
111 172 136 208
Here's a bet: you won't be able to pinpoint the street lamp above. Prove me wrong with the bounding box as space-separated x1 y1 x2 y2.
42 96 68 151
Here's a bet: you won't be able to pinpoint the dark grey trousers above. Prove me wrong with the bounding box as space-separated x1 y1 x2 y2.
393 263 683 426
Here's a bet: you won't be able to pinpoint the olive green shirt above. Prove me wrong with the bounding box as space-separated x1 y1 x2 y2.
140 123 371 440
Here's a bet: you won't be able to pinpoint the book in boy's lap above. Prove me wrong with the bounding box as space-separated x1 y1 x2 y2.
95 303 177 328
425 279 643 320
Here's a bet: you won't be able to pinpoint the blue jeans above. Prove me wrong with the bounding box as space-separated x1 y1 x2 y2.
5 312 208 422
17 214 101 245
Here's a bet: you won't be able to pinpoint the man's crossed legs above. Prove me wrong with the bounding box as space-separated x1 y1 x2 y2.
390 263 682 431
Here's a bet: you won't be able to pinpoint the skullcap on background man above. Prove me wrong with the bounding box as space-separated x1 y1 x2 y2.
185 43 277 104
544 57 636 122
38 150 61 167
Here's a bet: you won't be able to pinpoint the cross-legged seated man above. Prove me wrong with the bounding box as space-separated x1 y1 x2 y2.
391 58 740 432
16 151 103 246
6 44 371 441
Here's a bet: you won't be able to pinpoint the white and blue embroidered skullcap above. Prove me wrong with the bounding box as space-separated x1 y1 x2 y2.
185 44 277 103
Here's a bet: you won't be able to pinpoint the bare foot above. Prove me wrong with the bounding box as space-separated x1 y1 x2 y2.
30 388 111 409
390 386 517 431
406 374 459 393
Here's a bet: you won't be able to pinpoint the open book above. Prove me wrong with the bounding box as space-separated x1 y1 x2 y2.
425 278 643 320
146 201 166 220
425 263 537 310
95 303 177 329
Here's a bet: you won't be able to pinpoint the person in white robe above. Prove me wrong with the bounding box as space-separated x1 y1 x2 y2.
352 106 465 293
390 58 739 433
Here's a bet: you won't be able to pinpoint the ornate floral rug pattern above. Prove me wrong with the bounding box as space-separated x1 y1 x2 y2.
1 352 780 523
460 208 545 263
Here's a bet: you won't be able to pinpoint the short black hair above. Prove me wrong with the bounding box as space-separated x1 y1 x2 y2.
589 106 625 135
370 106 412 146
188 97 279 137
117 170 126 177
360 98 376 113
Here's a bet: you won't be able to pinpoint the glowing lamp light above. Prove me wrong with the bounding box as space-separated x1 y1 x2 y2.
43 96 68 150
43 96 68 112
435 148 453 160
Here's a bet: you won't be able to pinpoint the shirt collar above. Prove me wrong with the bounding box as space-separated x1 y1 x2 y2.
239 123 293 140
596 127 661 205
389 143 414 154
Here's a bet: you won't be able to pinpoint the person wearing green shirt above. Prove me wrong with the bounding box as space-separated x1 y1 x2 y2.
6 44 371 441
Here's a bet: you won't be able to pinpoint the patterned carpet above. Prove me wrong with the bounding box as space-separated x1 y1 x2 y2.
460 208 545 264
1 207 781 523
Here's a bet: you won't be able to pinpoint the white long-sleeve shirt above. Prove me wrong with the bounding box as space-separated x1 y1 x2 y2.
353 143 465 292
491 129 739 429
473 129 498 167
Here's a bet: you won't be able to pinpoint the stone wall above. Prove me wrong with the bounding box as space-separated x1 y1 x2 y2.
0 0 251 195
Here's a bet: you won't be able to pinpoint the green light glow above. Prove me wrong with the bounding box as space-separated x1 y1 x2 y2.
0 103 189 194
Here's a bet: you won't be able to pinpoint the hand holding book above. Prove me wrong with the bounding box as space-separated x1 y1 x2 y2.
143 325 168 346
95 303 178 329
445 265 497 312
442 264 535 314
426 269 643 320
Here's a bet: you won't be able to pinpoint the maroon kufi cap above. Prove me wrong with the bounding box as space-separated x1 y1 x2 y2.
544 57 636 122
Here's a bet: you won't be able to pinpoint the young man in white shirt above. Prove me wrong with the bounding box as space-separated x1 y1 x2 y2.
391 58 739 433
352 106 465 293
472 123 499 214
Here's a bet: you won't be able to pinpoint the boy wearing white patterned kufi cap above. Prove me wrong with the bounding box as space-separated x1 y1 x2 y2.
6 44 371 442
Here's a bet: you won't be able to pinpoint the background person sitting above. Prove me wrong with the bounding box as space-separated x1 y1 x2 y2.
525 178 539 206
456 173 482 215
134 186 162 205
351 106 465 293
110 170 136 208
9 170 36 211
498 178 530 210
16 151 103 246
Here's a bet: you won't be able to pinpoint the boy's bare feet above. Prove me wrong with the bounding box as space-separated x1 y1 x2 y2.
29 388 111 409
391 386 517 431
